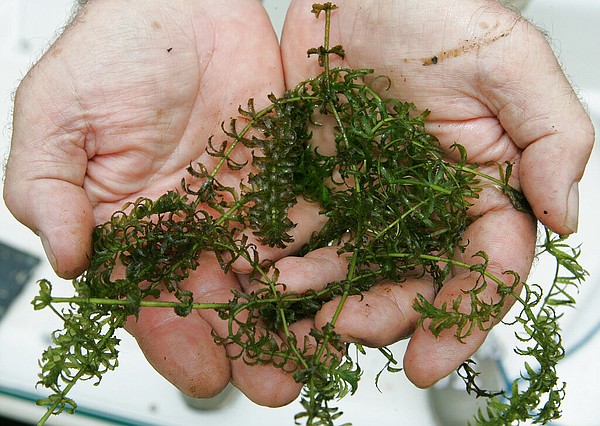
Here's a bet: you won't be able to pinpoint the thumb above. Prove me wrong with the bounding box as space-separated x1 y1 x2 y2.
4 65 94 279
481 17 594 234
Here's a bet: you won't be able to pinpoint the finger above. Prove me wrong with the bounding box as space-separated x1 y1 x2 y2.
315 278 437 348
197 289 303 407
287 318 346 367
124 292 231 398
125 251 302 406
182 255 303 407
123 252 238 398
268 246 435 348
241 245 350 294
237 247 351 384
4 64 94 278
287 318 318 355
403 206 536 388
471 13 594 235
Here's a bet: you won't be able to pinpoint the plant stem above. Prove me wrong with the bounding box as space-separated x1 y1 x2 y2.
47 297 229 311
37 377 80 426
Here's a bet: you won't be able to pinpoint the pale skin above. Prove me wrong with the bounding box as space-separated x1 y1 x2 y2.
3 0 594 408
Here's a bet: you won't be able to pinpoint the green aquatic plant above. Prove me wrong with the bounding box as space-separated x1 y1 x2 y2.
32 3 586 425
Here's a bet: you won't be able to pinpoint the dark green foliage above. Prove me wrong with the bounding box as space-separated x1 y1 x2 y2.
32 3 585 426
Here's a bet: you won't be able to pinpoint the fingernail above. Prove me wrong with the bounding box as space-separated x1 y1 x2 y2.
566 182 579 233
40 234 58 271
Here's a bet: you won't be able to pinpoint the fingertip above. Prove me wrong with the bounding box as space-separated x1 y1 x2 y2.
520 142 586 236
271 246 350 294
5 181 95 279
403 330 449 389
40 224 93 279
230 363 302 407
127 308 231 399
403 326 486 389
36 189 95 279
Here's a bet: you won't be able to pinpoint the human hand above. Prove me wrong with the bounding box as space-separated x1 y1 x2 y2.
3 0 316 407
279 0 594 388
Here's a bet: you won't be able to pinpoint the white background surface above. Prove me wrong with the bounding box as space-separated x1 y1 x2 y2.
0 1 598 425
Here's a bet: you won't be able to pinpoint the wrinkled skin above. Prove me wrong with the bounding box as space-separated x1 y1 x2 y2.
3 0 594 406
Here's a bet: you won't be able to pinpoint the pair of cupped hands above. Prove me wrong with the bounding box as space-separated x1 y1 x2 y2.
3 0 594 407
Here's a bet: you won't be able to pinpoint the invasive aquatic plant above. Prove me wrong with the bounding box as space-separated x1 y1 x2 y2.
32 3 586 425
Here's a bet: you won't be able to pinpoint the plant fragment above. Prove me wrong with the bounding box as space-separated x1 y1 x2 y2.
33 3 586 425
